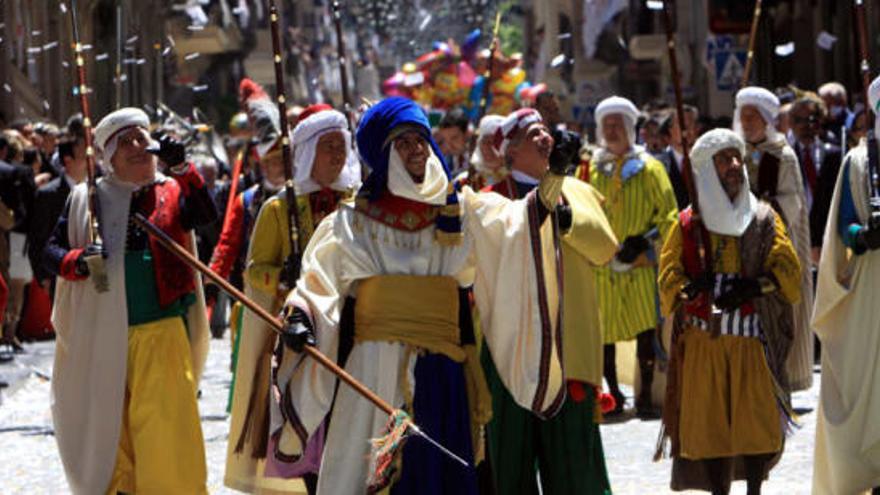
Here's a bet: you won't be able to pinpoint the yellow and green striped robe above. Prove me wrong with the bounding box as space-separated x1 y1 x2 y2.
589 148 678 343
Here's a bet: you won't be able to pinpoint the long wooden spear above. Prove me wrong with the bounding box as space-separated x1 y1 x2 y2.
268 1 304 285
476 11 503 124
332 1 354 132
131 213 468 470
854 0 880 201
740 0 763 87
68 0 109 293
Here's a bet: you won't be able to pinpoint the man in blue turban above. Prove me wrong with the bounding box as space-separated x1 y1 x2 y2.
265 97 567 494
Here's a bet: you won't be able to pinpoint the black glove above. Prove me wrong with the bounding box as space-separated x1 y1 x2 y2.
855 224 880 252
149 134 187 168
616 234 652 264
681 272 714 301
715 277 762 312
549 129 581 175
280 307 316 353
74 243 108 277
555 204 572 232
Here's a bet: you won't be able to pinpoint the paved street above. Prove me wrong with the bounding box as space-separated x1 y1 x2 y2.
0 337 817 494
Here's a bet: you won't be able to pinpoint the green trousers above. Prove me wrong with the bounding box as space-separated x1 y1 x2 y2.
482 347 612 495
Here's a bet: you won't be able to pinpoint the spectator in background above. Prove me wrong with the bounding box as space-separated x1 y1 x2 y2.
656 105 699 210
788 95 843 261
641 112 668 155
29 137 86 296
818 81 851 146
34 122 62 178
777 102 793 136
845 104 868 151
434 108 472 176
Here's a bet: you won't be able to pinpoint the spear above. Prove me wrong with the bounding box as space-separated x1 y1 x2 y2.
131 213 469 471
332 1 354 132
268 1 304 286
68 0 109 293
476 11 503 124
740 0 762 87
115 1 124 109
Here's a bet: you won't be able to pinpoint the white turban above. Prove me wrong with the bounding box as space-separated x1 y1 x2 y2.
93 107 152 165
291 108 361 195
470 114 504 174
868 75 880 137
734 87 780 143
493 108 543 157
689 128 757 236
595 96 638 150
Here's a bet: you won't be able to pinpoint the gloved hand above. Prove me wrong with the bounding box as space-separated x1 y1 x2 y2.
549 129 581 175
149 134 187 168
75 243 108 277
280 307 316 353
855 224 880 251
555 204 573 232
681 272 714 301
616 234 652 264
715 277 762 312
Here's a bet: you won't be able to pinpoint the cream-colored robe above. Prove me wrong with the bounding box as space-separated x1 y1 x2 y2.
812 142 880 494
51 177 209 495
271 186 562 494
746 138 814 391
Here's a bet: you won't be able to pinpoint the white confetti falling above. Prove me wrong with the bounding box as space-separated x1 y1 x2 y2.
42 41 59 50
646 0 664 10
27 47 42 54
184 52 200 61
162 47 172 57
136 58 147 65
95 52 109 61
418 14 432 31
192 84 209 92
550 54 566 67
61 61 69 68
43 100 51 111
3 83 12 93
59 3 67 13
82 44 93 51
126 35 139 44
775 42 795 57
166 35 176 47
187 25 205 32
557 32 572 40
31 30 42 36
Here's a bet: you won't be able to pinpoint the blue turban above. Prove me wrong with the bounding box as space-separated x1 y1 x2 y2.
355 97 461 244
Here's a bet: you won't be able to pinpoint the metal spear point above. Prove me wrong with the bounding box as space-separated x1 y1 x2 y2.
406 423 469 467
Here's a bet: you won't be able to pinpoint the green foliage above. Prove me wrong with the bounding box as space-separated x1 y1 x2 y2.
495 1 524 55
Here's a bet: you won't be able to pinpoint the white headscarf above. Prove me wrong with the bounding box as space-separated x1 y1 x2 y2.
690 128 757 236
470 114 504 175
93 107 155 169
595 96 638 150
387 146 448 206
734 87 781 144
291 109 361 195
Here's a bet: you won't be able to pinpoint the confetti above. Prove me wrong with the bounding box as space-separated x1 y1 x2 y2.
126 35 139 44
59 3 67 13
646 0 664 10
61 61 69 68
775 42 795 57
82 44 93 51
27 47 42 54
31 30 42 37
418 15 432 31
95 53 109 61
192 84 209 92
817 31 837 51
166 35 176 47
136 58 146 65
43 100 50 111
557 32 572 40
550 54 566 67
187 25 205 32
184 52 200 61
162 47 172 57
42 41 59 50
3 83 12 93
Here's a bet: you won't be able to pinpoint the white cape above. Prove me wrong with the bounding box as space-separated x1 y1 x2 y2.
811 143 880 494
51 177 209 495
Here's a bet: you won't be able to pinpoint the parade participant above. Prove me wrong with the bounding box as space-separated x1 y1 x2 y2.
454 114 505 190
434 108 472 176
657 128 800 494
817 81 851 146
811 75 880 495
44 107 216 494
590 96 679 417
270 96 566 494
482 108 618 494
734 86 814 392
225 104 361 494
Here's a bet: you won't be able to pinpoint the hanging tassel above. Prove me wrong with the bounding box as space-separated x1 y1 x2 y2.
367 409 413 492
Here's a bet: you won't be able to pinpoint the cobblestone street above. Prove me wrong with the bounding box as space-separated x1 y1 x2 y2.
0 337 818 494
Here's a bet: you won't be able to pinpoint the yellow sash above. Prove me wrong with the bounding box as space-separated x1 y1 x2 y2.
354 275 492 458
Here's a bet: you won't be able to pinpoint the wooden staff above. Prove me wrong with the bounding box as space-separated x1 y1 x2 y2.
476 11 503 124
741 0 763 87
68 0 109 293
131 213 468 467
268 1 304 285
854 0 879 200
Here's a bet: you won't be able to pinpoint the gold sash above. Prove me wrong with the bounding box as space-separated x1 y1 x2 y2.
355 275 492 458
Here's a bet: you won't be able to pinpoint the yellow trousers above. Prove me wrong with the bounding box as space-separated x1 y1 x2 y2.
106 317 207 494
